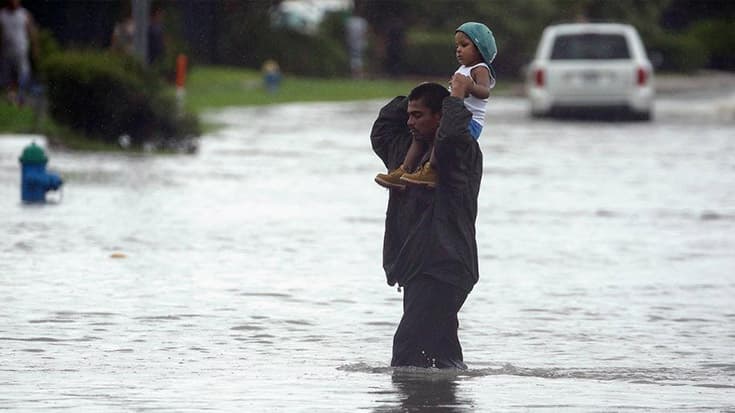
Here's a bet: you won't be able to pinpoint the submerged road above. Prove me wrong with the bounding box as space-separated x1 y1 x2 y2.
1 84 734 411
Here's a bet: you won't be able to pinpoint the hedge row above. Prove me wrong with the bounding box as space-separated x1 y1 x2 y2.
42 51 199 149
269 30 349 77
399 23 733 79
215 27 349 78
403 31 457 77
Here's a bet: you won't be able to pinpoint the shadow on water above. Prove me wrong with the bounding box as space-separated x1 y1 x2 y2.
537 106 651 122
341 361 735 407
373 368 473 413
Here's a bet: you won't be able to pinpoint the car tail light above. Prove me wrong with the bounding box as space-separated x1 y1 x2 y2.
637 67 648 86
534 68 545 87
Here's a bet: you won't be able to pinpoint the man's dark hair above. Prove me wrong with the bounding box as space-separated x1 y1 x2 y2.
408 82 449 114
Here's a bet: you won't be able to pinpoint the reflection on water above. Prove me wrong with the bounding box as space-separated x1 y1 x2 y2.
1 93 734 411
385 369 468 413
340 364 471 412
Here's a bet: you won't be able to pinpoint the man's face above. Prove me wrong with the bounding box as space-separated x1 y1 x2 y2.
407 98 441 142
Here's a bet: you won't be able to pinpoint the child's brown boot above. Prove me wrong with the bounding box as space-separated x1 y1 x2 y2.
400 162 437 188
375 165 407 190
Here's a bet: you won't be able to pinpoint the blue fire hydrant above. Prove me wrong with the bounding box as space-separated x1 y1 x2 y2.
19 142 63 203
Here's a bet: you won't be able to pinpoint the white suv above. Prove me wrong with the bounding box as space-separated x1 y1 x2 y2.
526 23 654 120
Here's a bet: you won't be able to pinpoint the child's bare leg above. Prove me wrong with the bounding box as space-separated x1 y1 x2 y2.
403 138 426 172
428 146 437 169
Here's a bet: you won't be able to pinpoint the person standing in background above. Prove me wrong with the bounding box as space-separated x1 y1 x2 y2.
383 16 405 76
0 0 37 105
345 11 367 79
147 5 165 65
110 8 135 56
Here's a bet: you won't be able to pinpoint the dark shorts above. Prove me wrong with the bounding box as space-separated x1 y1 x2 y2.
469 119 483 140
391 274 469 369
0 52 30 87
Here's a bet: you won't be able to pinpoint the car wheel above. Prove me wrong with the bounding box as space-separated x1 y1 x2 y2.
632 111 652 122
630 109 652 122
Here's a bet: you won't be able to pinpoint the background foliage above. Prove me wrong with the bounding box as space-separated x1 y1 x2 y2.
25 0 734 79
354 0 734 77
42 51 199 148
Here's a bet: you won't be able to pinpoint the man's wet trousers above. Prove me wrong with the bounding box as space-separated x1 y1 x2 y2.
391 274 469 369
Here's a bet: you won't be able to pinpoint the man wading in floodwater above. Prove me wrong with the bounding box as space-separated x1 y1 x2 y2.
371 80 482 369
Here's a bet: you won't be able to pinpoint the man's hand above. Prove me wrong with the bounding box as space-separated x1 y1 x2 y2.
449 74 473 99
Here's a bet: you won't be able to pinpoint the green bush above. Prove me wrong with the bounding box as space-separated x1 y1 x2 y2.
265 30 349 77
211 2 349 78
31 28 61 77
648 32 708 73
216 27 348 77
689 19 735 70
42 50 199 148
403 31 456 77
319 10 348 49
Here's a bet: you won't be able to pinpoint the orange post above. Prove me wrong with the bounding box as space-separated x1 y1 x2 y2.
175 54 188 114
175 54 188 88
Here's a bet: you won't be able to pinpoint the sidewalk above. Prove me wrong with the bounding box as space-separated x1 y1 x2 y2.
655 70 735 97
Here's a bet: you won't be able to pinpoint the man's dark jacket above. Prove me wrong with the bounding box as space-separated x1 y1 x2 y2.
371 95 482 293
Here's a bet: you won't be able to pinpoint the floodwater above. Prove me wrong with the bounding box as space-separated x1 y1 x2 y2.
1 90 734 412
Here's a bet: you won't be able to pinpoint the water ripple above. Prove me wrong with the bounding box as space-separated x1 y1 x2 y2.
230 324 265 331
338 362 733 386
28 319 76 324
0 336 100 342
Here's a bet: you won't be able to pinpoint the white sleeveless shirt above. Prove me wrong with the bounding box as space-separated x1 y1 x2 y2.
454 62 494 126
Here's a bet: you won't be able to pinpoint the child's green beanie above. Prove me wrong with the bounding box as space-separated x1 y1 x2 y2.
456 22 497 78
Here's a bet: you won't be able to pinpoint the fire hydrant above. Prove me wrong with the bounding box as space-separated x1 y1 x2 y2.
19 142 63 203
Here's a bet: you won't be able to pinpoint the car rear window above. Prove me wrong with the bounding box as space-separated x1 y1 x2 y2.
550 33 631 60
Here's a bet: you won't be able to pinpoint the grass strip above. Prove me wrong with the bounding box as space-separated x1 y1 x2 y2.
184 66 438 112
